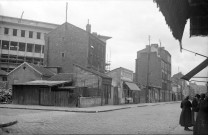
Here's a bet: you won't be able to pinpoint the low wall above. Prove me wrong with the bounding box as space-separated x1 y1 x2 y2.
79 97 101 108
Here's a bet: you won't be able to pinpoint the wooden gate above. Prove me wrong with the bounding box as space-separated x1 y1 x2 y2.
40 87 52 106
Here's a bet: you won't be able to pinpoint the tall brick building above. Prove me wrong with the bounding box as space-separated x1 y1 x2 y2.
44 22 111 73
135 44 171 103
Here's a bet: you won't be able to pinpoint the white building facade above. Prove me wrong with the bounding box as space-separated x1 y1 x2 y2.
0 15 58 72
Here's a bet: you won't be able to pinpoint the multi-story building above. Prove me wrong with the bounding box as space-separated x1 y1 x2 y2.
0 15 58 72
171 72 188 100
44 22 111 73
135 44 171 103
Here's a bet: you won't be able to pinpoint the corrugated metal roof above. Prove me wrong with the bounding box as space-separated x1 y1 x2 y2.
27 63 55 77
14 80 69 86
124 82 141 91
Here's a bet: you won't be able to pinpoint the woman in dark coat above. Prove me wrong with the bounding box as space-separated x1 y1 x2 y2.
179 96 193 131
193 93 208 135
192 94 200 125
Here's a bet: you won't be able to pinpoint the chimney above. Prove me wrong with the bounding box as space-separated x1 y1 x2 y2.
86 19 91 33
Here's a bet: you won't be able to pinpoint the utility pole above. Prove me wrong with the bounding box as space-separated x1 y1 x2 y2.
146 35 151 103
66 2 68 22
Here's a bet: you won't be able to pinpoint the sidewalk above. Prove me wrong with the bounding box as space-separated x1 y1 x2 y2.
169 125 193 135
0 101 179 113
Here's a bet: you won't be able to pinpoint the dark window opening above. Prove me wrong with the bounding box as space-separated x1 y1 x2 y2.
17 56 25 63
34 58 41 64
27 43 34 52
0 57 8 63
35 44 41 53
2 77 7 81
10 42 18 50
13 29 17 36
37 32 41 39
4 28 9 35
2 40 9 50
61 52 65 58
21 30 25 37
29 31 33 38
26 57 33 63
19 42 26 51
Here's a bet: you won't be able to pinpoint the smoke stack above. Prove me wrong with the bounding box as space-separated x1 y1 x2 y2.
86 19 91 33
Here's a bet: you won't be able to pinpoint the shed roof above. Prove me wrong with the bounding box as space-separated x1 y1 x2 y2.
27 63 55 77
48 73 73 81
14 80 69 86
8 62 55 77
73 64 112 79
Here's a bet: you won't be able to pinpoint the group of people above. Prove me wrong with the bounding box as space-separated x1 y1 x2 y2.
179 92 208 135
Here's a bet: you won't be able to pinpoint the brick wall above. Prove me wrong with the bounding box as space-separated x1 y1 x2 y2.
45 23 89 73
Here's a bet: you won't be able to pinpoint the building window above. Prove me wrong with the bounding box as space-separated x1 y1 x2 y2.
27 43 34 52
21 30 25 37
10 42 18 50
35 44 41 53
19 42 26 51
2 40 9 50
37 32 41 39
29 31 33 38
26 57 33 63
2 77 7 81
4 28 9 35
13 29 17 36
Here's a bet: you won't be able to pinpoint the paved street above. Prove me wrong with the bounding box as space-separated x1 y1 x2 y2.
0 102 193 134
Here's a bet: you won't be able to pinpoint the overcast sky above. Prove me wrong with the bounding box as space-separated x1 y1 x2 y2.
0 0 208 85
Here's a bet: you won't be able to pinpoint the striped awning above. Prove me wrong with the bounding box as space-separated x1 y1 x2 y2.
124 82 141 91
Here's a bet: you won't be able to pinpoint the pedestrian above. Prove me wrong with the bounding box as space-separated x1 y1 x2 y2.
179 95 193 131
193 93 208 135
192 94 200 125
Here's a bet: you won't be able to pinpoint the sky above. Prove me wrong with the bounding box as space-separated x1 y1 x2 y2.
0 0 208 85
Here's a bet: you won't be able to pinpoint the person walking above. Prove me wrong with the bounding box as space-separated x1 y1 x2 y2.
193 93 208 135
192 94 200 125
179 96 193 131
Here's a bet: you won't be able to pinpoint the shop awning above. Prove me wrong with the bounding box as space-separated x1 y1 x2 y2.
181 58 208 81
124 82 141 91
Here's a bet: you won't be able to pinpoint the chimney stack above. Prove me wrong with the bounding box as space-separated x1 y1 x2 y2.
86 19 91 33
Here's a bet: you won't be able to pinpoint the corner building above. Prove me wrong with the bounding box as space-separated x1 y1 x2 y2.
135 44 171 103
44 22 111 73
0 15 58 72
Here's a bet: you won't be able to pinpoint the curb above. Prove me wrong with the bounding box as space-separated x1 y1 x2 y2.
0 101 179 113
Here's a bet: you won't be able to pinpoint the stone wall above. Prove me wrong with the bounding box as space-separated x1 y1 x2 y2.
79 97 102 108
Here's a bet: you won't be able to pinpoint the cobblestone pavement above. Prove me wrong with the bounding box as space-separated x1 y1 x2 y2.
0 102 193 134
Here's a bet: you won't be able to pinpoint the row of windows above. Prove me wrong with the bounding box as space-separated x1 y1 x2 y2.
3 27 42 39
0 54 43 65
161 60 171 72
161 71 171 81
0 40 44 53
